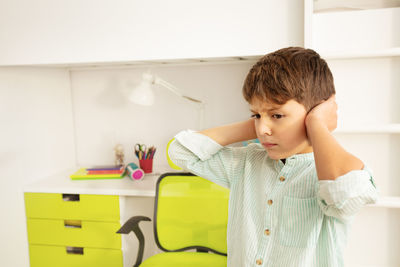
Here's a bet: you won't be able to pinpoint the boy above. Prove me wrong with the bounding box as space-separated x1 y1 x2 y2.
168 47 378 267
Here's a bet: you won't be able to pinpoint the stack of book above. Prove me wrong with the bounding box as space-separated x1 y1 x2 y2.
70 165 125 180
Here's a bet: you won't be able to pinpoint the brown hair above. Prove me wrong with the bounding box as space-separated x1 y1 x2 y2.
242 47 335 112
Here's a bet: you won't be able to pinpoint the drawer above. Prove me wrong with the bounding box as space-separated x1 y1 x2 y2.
27 218 122 249
25 193 119 221
29 244 123 267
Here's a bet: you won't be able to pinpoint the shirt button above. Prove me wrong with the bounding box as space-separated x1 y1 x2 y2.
264 229 271 236
279 176 286 182
267 199 273 205
256 259 263 265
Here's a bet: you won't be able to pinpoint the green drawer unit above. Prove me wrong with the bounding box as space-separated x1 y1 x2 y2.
29 244 123 267
27 218 122 249
25 193 120 221
25 192 123 266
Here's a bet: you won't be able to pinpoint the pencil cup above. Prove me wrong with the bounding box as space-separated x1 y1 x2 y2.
126 163 145 180
139 159 153 173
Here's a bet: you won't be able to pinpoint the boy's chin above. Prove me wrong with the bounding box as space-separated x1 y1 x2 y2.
269 156 284 161
265 150 284 160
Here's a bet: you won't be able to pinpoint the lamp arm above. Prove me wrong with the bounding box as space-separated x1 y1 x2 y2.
153 75 205 130
154 77 183 97
154 76 203 104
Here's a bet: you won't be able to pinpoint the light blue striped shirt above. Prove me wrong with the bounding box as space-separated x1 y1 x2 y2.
168 130 378 267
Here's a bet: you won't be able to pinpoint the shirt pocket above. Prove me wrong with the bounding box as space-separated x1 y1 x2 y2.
278 196 323 248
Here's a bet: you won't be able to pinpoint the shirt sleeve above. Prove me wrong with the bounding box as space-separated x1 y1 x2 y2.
315 164 379 221
167 130 247 189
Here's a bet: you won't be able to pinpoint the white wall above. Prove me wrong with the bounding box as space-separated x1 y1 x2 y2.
0 68 76 266
70 62 255 169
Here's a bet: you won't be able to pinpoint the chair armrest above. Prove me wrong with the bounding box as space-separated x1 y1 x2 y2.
117 216 151 267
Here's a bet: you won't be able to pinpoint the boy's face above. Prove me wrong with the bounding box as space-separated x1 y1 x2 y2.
249 97 313 160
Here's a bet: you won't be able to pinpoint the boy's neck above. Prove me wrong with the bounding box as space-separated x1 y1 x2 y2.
281 159 286 164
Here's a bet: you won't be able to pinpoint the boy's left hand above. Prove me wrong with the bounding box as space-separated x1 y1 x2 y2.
305 94 338 132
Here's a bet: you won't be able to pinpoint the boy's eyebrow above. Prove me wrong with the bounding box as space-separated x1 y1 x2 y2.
250 107 281 113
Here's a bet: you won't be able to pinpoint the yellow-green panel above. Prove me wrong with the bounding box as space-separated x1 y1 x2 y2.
27 219 122 249
156 175 229 254
140 251 226 267
25 193 120 221
29 244 123 267
166 138 182 170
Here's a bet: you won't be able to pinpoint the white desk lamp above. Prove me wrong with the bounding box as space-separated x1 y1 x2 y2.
129 72 205 130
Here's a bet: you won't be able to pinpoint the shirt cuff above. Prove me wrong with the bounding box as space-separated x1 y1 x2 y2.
174 130 223 161
317 166 378 209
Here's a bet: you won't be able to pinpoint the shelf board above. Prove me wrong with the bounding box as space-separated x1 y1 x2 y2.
14 55 262 70
368 196 400 208
335 124 400 134
320 47 400 59
314 0 400 13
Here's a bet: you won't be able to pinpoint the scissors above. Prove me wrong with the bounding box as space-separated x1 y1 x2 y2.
135 143 147 159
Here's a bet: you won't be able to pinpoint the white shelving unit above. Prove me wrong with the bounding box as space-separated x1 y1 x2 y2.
321 47 400 60
306 0 400 266
314 0 400 13
335 124 400 134
370 196 400 208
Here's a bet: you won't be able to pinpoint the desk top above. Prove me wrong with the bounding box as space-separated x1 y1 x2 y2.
23 168 181 197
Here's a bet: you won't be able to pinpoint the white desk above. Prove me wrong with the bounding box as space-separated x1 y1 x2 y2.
23 168 182 267
23 168 170 196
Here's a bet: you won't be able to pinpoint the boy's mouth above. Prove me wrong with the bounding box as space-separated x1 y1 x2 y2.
262 142 277 148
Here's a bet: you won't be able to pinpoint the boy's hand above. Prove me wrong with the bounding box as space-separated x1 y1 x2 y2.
305 94 338 133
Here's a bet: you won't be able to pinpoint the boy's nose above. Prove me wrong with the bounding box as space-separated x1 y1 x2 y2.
258 123 272 136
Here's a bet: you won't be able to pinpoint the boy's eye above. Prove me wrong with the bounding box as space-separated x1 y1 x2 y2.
272 114 284 119
251 114 284 119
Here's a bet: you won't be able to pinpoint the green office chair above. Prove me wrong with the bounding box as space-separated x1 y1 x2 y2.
117 172 229 267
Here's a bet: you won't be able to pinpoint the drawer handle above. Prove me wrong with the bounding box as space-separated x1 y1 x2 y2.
64 220 82 228
66 247 84 255
62 194 80 202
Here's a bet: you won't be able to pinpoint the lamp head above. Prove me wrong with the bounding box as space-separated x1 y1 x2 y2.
129 73 156 106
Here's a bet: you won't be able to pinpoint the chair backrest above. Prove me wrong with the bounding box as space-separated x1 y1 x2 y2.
154 172 229 255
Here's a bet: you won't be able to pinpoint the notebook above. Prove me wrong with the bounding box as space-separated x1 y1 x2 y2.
70 167 125 180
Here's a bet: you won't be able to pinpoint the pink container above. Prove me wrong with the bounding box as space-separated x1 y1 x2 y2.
126 163 145 180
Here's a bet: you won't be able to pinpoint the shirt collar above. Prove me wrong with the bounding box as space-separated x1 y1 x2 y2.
273 151 314 169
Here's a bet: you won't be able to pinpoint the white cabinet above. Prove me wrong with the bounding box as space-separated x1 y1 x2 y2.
0 0 303 66
305 1 400 266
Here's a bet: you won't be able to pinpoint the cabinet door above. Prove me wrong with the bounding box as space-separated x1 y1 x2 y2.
0 0 303 65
